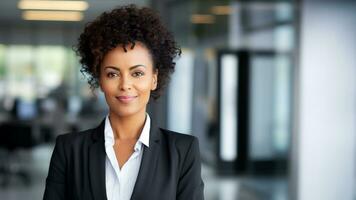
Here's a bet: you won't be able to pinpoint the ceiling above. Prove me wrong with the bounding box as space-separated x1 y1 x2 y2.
0 0 149 25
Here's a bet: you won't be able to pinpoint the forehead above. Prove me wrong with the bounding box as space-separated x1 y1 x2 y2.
101 42 153 68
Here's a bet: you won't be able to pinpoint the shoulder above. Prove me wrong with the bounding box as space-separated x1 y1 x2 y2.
54 128 96 149
158 128 202 185
158 128 200 152
159 128 198 142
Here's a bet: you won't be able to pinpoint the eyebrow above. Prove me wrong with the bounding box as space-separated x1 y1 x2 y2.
104 64 146 71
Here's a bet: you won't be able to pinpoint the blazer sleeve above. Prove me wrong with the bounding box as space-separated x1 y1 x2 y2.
43 135 67 200
176 137 205 200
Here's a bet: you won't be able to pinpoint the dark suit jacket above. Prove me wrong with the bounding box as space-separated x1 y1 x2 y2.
43 118 204 200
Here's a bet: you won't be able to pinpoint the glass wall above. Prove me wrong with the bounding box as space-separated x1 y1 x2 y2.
0 0 297 199
164 0 296 199
0 44 107 134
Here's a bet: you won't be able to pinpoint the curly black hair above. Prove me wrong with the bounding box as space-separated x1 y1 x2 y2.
75 4 181 99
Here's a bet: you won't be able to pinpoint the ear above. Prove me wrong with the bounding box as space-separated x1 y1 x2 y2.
151 69 158 90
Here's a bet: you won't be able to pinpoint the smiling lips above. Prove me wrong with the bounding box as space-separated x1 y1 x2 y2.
116 95 137 103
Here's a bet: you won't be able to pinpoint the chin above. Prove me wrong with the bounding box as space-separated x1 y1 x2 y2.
106 98 149 118
110 106 145 118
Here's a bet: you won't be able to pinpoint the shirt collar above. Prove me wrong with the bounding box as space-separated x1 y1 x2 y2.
104 113 151 149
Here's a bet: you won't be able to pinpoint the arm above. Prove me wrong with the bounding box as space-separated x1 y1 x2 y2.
43 135 67 200
176 137 205 200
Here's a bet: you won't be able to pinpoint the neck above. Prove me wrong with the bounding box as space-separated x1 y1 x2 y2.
108 110 147 140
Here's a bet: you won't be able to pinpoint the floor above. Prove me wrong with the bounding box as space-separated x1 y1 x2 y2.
0 144 288 200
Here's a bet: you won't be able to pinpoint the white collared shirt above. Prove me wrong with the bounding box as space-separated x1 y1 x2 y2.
104 114 150 200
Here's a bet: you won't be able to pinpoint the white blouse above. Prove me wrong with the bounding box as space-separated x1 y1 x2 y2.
104 114 150 200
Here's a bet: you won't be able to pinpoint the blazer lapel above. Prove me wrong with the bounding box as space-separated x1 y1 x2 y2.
130 118 161 200
89 119 107 200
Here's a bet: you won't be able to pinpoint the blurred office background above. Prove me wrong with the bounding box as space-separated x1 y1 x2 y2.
0 0 355 199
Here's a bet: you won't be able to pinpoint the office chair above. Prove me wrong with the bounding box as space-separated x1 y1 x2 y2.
0 122 35 187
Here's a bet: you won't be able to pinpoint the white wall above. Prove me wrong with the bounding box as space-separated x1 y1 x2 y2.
294 1 356 200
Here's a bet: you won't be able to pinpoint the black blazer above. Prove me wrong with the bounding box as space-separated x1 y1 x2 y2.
43 118 204 200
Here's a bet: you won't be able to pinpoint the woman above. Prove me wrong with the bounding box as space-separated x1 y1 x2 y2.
43 4 204 200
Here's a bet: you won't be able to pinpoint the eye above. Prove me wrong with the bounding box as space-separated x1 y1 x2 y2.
107 72 118 78
132 71 144 77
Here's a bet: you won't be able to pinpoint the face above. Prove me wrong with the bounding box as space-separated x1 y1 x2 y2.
99 42 158 118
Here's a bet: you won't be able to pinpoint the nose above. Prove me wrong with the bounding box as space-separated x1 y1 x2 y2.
119 75 132 91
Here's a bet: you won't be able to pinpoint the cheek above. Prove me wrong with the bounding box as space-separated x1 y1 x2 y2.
100 80 115 95
136 80 154 95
